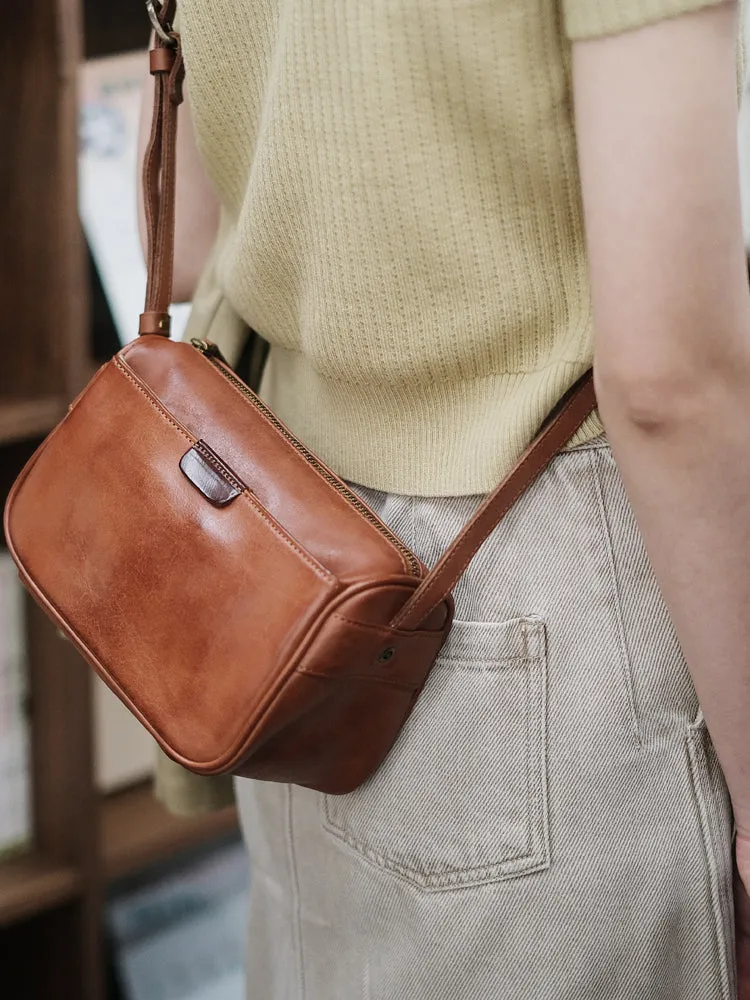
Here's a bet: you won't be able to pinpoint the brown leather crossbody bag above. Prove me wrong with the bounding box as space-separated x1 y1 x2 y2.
4 9 597 795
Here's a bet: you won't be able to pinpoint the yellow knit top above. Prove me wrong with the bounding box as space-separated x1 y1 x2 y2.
177 0 727 497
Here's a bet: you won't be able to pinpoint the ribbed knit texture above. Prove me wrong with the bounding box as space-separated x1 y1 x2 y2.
177 0 727 497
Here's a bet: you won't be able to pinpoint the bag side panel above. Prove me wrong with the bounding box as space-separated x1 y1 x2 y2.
233 584 453 793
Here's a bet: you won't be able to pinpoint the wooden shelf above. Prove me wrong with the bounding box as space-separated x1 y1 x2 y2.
0 396 67 446
101 782 238 882
0 1 199 995
0 853 81 927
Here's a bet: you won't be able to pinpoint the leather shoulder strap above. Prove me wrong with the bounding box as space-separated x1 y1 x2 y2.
139 0 184 337
390 370 597 631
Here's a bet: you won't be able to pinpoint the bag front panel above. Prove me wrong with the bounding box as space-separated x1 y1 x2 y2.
121 337 420 586
6 356 339 769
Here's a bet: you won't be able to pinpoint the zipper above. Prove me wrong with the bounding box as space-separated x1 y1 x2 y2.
190 339 422 577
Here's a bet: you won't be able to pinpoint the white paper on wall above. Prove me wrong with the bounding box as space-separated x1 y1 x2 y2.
94 675 155 794
78 51 190 346
0 554 31 856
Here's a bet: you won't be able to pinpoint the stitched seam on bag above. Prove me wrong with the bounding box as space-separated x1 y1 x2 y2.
193 439 245 492
391 382 590 629
114 358 336 584
241 491 336 583
295 667 416 692
115 356 195 441
13 533 336 773
200 360 412 576
686 730 733 1000
329 613 444 640
588 450 641 744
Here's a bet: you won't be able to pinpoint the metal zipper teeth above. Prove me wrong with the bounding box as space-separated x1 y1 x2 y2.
192 342 422 577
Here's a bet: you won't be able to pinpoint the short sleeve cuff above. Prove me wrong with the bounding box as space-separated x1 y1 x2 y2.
562 0 730 41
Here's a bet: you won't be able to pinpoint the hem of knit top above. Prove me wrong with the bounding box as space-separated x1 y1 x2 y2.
259 346 605 498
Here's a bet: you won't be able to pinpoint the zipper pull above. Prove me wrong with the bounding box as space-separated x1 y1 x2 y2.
190 338 228 364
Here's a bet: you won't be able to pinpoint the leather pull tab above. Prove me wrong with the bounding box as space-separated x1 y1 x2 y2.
180 441 247 507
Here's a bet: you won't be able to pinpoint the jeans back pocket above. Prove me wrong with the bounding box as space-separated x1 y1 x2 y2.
323 616 550 891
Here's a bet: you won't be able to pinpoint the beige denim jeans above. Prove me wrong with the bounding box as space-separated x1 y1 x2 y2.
235 436 735 999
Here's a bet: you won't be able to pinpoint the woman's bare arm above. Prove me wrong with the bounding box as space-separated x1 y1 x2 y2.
573 2 750 835
137 50 220 303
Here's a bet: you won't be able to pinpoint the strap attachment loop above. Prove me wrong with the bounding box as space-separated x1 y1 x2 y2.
146 0 176 46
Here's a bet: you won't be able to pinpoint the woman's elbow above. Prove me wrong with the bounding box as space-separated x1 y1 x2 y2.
594 337 750 433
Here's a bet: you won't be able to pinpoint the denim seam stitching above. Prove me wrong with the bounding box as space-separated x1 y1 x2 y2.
409 494 417 555
285 786 306 1000
319 816 546 887
522 639 533 856
537 622 552 866
685 729 733 1000
322 634 551 890
524 619 551 869
588 450 641 744
437 654 544 668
